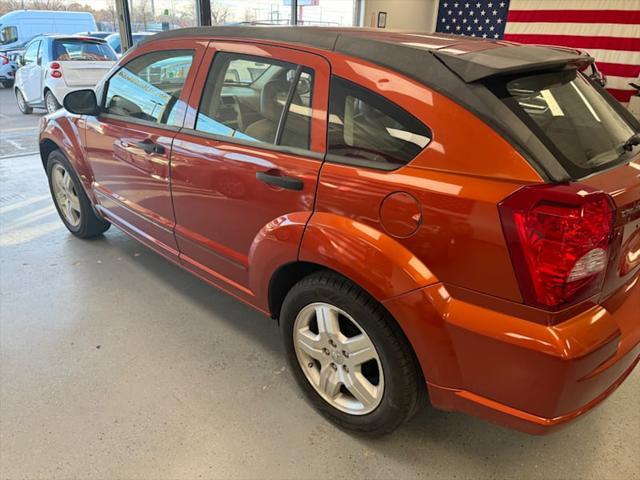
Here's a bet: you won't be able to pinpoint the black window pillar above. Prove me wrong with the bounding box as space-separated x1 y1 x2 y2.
197 0 212 26
291 0 298 25
115 0 133 52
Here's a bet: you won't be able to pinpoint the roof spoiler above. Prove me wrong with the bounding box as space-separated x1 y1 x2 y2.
433 45 594 83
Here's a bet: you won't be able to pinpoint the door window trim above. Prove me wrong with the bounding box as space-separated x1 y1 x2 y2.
98 48 196 132
186 50 322 159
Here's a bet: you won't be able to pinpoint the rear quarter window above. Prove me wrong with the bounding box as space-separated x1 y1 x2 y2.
327 76 432 170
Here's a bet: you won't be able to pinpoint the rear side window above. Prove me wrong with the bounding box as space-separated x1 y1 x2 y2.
104 50 194 126
53 39 116 61
195 52 314 150
490 70 636 178
327 76 431 169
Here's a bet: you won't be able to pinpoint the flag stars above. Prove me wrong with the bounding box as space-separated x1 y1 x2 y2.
485 18 490 23
480 9 485 15
474 17 479 23
456 25 461 30
454 2 459 7
462 18 467 23
459 10 463 15
500 1 505 7
465 2 470 7
494 33 499 38
489 25 495 31
488 2 493 6
497 18 502 23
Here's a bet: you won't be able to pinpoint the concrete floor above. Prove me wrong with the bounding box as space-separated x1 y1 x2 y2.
1 149 639 479
0 87 45 158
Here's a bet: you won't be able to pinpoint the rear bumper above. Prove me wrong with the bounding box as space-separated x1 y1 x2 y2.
383 274 640 434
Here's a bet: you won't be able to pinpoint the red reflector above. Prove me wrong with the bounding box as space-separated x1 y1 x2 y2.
499 183 615 312
51 70 62 78
0 55 8 65
50 62 61 69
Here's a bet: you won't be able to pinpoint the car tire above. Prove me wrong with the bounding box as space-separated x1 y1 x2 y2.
46 150 110 238
45 90 61 113
280 271 425 435
16 89 32 114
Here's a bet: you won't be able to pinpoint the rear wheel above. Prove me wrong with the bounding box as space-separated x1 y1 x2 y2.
46 150 110 238
45 90 61 113
1 80 13 88
16 89 32 114
281 271 424 435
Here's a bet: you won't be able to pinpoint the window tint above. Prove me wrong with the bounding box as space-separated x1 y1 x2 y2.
327 76 431 168
104 50 194 126
23 41 40 64
53 39 117 61
195 52 314 150
493 71 636 178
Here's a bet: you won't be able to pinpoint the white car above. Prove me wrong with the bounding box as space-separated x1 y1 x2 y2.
14 35 116 114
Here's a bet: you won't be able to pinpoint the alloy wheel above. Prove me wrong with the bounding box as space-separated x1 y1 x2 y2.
46 92 59 113
293 302 384 415
51 164 81 227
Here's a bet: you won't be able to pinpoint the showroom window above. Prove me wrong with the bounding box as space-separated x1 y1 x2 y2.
195 52 315 150
327 76 432 168
104 50 195 126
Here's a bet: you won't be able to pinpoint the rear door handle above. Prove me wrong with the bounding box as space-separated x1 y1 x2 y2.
134 140 165 155
256 171 304 191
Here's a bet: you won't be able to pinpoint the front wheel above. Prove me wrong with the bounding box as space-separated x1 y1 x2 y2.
281 271 424 435
16 89 32 114
46 150 110 238
45 90 61 113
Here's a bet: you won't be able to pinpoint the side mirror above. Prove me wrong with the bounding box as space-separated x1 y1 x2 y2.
63 89 99 115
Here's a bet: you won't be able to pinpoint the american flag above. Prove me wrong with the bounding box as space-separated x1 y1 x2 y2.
436 0 640 104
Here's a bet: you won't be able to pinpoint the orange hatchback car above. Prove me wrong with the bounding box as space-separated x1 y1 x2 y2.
39 27 640 435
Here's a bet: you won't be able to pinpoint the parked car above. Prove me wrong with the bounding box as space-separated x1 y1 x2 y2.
39 27 640 436
75 31 114 40
0 51 18 87
15 35 116 114
0 10 97 53
105 31 155 56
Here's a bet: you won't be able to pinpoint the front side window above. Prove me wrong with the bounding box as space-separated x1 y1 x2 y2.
195 52 315 150
103 50 194 126
327 76 432 168
22 41 40 65
0 26 18 45
491 70 636 177
53 39 117 62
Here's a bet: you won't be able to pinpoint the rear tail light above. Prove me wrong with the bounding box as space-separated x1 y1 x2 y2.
499 183 615 312
1 55 8 65
49 62 62 78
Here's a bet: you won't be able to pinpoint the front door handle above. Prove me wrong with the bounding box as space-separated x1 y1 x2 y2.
256 171 304 191
134 140 165 155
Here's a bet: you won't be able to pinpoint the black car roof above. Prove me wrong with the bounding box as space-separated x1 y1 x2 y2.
141 26 592 84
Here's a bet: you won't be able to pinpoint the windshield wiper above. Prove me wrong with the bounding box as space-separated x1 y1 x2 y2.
621 133 640 152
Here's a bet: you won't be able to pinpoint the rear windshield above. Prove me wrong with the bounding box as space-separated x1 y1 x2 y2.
53 39 117 62
488 70 637 178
